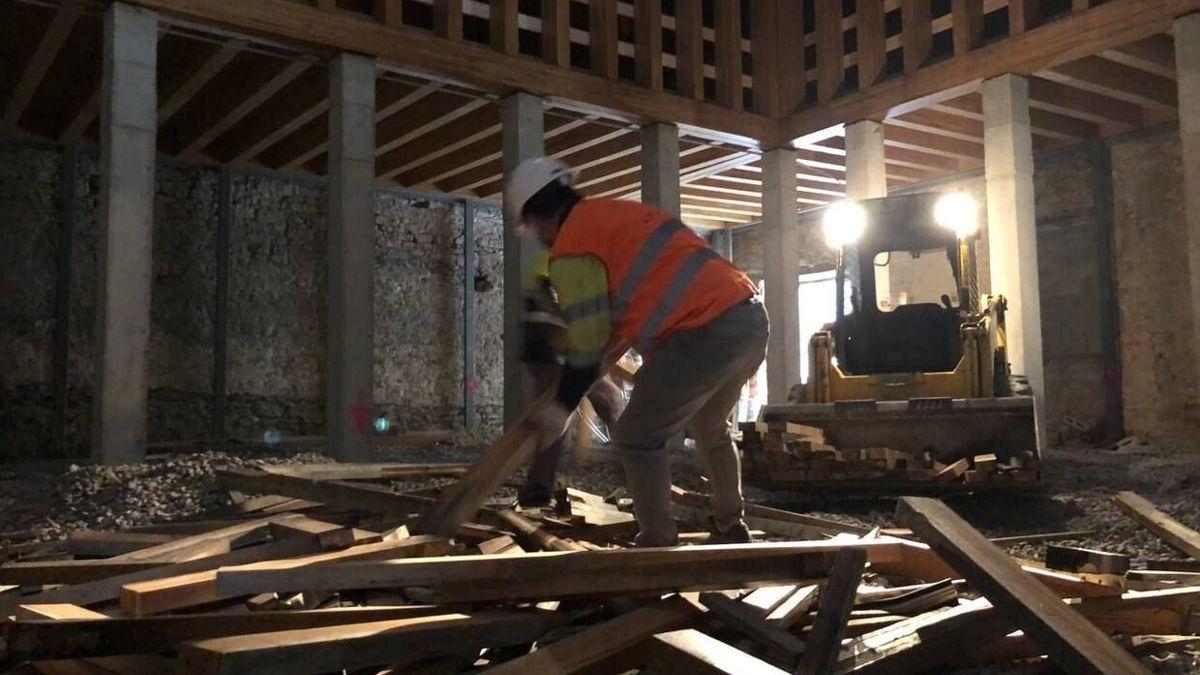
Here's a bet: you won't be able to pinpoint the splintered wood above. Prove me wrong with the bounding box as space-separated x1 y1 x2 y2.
2 462 1197 674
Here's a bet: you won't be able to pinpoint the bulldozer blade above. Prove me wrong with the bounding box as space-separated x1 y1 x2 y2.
758 396 1038 464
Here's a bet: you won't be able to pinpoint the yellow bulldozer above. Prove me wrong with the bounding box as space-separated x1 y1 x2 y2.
750 192 1039 493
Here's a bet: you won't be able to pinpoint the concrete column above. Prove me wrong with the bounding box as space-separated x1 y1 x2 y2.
843 120 888 199
762 147 801 404
326 53 377 462
93 3 157 464
711 228 734 260
639 122 680 215
1176 13 1200 398
501 92 544 427
982 73 1045 447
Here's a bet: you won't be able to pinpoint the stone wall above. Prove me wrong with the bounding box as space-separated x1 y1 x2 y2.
0 140 504 461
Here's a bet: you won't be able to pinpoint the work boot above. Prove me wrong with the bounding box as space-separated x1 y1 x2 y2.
619 449 678 547
519 438 565 508
705 517 752 544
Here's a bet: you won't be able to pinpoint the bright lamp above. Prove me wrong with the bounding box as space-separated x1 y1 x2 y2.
822 201 867 249
934 192 979 238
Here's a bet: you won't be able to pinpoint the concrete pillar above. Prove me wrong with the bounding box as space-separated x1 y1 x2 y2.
843 120 888 199
1176 13 1200 398
843 120 890 307
640 122 680 215
711 228 734 260
982 73 1046 447
501 92 544 427
326 53 377 462
93 3 157 464
762 147 801 404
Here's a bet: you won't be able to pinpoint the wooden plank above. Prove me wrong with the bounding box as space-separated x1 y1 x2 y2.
647 629 788 674
951 0 984 55
795 547 869 675
1114 491 1200 559
178 610 558 675
3 0 83 130
216 540 905 603
108 516 287 562
714 0 742 110
432 0 462 39
1009 0 1042 34
589 0 618 80
66 532 178 558
901 0 932 73
739 585 796 616
896 496 1149 674
118 537 440 617
699 592 806 658
674 0 704 100
1027 75 1145 127
373 0 400 26
814 0 843 102
158 40 243 124
1043 55 1178 113
493 509 586 552
15 604 109 621
857 1 887 88
540 0 569 67
4 607 448 661
782 0 1194 142
267 517 379 546
489 0 517 55
1045 544 1130 574
486 595 698 674
634 0 663 91
765 584 819 628
259 463 471 481
180 58 313 156
216 468 435 516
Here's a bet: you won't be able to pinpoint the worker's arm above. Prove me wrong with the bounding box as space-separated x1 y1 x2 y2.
548 254 611 409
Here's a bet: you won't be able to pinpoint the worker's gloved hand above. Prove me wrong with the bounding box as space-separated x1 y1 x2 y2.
527 401 572 442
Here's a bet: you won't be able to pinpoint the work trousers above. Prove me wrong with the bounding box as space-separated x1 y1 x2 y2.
612 297 769 540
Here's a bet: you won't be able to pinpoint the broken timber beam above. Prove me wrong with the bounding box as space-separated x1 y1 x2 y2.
493 509 586 552
486 595 698 674
66 531 179 557
796 547 869 675
896 496 1149 674
215 468 435 515
177 610 560 675
216 540 903 603
646 629 789 674
1113 491 1200 559
699 592 806 659
258 462 471 481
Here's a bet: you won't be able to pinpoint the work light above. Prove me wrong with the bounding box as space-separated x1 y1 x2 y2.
934 191 979 238
822 201 868 249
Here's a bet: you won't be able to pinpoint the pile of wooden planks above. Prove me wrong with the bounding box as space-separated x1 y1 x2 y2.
740 421 1041 493
2 462 1198 674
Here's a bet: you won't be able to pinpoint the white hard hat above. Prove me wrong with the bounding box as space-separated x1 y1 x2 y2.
505 157 575 222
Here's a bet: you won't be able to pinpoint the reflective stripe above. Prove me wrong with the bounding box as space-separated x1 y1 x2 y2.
636 248 721 352
611 218 685 322
561 295 608 323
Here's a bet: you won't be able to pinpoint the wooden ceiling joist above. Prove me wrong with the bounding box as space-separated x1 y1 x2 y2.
378 107 502 182
435 116 598 193
209 67 329 163
1026 76 1145 128
1099 35 1176 79
3 0 83 131
1041 56 1177 115
158 39 244 125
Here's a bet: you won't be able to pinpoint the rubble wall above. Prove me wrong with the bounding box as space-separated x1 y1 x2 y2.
0 141 504 460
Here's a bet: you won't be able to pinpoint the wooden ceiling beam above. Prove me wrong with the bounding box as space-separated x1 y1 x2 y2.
1099 35 1176 79
634 0 663 91
375 95 490 158
902 0 933 74
59 89 99 143
932 92 1101 140
1027 76 1145 128
888 108 984 142
158 39 244 125
436 116 602 192
714 0 742 110
540 0 569 67
378 105 501 181
433 0 463 39
782 0 1194 142
674 0 704 101
4 0 83 131
584 146 733 198
882 124 984 160
207 67 330 163
1041 55 1177 114
589 0 618 80
489 0 517 55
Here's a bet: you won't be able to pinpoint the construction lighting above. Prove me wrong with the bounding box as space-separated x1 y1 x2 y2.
822 201 868 249
934 191 979 238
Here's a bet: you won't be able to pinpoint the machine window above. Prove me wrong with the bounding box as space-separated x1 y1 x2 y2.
873 248 959 312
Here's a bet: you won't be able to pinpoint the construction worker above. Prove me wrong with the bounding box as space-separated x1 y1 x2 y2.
518 248 626 507
505 157 769 546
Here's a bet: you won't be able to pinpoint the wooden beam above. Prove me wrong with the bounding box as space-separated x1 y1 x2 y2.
494 509 586 552
541 0 569 67
1027 75 1145 127
258 462 473 481
589 0 618 80
674 0 704 101
373 0 400 27
381 118 502 182
432 0 462 39
489 0 517 55
215 468 435 515
951 0 985 55
66 531 178 558
883 124 984 160
4 606 449 662
486 596 698 674
216 540 905 602
181 58 313 157
375 95 490 157
796 546 869 675
178 611 559 675
815 0 843 102
1101 35 1177 79
427 115 591 191
634 0 663 91
858 1 887 89
1042 55 1177 113
698 592 806 658
208 60 326 164
16 604 109 621
4 0 84 130
714 0 742 109
647 629 789 674
782 0 1195 142
158 40 243 124
1114 491 1200 559
896 497 1150 674
902 0 933 74
1009 0 1043 34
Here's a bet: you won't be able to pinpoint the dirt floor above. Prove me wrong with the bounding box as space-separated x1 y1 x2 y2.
2 436 1200 672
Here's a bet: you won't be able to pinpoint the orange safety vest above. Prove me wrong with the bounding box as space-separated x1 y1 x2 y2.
549 198 757 353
